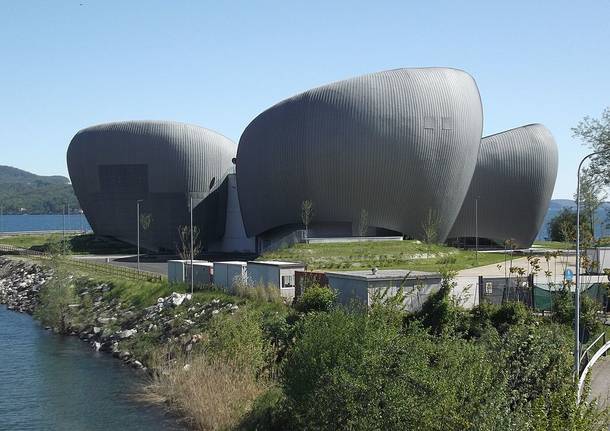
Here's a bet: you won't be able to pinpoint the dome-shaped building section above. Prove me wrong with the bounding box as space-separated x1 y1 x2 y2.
67 121 237 251
448 124 558 249
236 68 484 245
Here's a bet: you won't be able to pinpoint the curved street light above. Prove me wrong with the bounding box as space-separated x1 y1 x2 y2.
575 150 609 377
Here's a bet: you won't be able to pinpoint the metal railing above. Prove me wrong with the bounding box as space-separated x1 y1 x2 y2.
578 332 610 403
0 244 164 282
580 332 607 370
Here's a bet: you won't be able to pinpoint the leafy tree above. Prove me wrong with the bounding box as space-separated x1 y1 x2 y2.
574 166 607 239
572 107 610 184
548 207 591 242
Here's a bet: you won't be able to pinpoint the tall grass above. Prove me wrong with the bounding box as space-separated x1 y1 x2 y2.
233 278 283 304
145 354 267 431
144 309 271 430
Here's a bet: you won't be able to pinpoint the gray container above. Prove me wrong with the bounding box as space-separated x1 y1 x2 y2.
213 261 248 292
168 260 188 283
246 261 305 300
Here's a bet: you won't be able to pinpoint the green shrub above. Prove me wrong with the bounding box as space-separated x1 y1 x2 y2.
410 269 467 335
293 284 337 313
551 287 603 341
35 264 77 333
280 309 508 430
492 301 530 333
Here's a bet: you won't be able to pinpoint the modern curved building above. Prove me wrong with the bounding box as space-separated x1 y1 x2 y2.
448 124 558 248
67 68 558 254
67 121 236 251
236 68 483 243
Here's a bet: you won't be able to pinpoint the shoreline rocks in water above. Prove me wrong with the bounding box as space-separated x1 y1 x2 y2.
0 257 237 371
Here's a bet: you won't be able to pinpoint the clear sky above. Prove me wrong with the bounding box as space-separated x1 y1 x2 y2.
1 0 608 199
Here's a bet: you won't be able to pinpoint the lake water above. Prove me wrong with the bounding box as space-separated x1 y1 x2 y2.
0 214 91 233
0 306 186 431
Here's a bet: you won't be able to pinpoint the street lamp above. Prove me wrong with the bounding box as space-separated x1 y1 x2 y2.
475 196 479 265
137 199 143 272
190 195 194 295
575 150 609 377
62 202 66 254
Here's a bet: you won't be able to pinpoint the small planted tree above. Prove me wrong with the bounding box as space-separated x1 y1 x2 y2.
176 225 202 261
140 212 153 231
421 208 441 244
35 243 76 333
357 208 368 237
301 199 313 239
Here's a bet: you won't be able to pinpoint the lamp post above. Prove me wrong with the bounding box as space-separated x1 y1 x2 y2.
137 199 143 273
190 195 194 295
575 150 609 378
0 205 3 234
475 196 479 265
62 202 66 254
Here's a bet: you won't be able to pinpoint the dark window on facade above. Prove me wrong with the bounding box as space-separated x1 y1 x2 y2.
98 164 148 194
424 116 436 130
442 117 453 130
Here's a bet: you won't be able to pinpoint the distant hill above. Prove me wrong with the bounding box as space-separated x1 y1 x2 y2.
537 199 610 240
0 166 80 214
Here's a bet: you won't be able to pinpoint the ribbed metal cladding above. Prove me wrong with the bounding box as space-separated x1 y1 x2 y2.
448 124 558 248
67 121 236 251
236 68 483 241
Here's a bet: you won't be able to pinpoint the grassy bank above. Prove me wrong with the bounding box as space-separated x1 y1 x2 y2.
5 252 608 430
259 240 506 271
0 233 136 254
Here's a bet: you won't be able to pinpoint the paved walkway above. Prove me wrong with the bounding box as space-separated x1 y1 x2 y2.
589 357 610 410
456 255 576 281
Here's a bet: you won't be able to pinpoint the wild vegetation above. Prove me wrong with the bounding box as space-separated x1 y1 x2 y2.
10 252 607 431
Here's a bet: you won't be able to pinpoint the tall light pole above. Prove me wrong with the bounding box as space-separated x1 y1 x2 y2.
475 196 479 265
137 199 143 273
62 202 66 254
190 195 194 295
0 204 3 234
575 150 609 377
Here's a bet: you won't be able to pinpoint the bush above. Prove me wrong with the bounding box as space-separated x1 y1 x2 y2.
551 287 603 341
274 296 608 430
410 269 467 335
280 309 508 430
492 301 530 333
35 264 76 333
293 283 337 313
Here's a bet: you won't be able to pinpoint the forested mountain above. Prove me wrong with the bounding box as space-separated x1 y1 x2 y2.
0 166 80 214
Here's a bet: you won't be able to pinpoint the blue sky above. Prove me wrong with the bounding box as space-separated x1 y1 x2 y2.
1 0 608 199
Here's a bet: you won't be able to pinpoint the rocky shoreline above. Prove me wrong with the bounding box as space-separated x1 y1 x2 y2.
0 256 239 371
